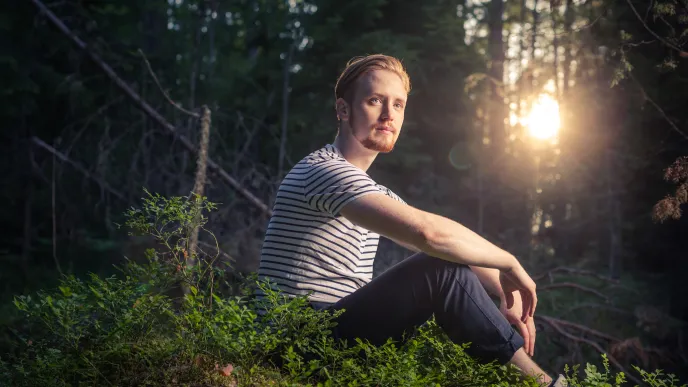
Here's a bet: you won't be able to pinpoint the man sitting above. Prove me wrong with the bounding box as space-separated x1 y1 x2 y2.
256 54 566 387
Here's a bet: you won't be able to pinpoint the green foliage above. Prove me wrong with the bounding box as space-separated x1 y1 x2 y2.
1 194 686 386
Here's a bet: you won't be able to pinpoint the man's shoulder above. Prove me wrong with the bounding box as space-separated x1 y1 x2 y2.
376 183 406 204
296 144 366 177
302 144 342 165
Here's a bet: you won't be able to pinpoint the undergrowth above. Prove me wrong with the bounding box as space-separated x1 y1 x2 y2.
0 192 685 386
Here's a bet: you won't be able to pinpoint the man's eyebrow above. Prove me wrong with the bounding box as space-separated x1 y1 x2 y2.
370 92 407 102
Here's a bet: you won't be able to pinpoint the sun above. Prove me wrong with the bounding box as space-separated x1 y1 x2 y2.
524 94 561 140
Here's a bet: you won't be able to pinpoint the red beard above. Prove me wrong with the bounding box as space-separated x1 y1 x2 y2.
361 132 395 153
350 109 396 153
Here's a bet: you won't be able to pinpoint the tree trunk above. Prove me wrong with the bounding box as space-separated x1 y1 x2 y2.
531 0 539 63
563 0 574 93
188 106 212 269
551 4 561 98
279 42 295 176
21 108 32 279
487 0 505 156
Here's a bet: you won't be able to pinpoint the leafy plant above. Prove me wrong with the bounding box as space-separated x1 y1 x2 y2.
1 193 686 386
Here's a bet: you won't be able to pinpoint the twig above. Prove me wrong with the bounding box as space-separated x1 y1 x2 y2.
626 0 687 54
30 0 273 217
198 240 234 262
32 136 127 202
627 71 688 141
532 266 620 283
138 49 199 118
538 282 610 302
539 316 644 386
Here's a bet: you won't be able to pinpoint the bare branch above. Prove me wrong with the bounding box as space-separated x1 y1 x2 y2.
32 136 127 202
539 316 644 386
540 315 620 342
626 0 687 55
627 71 688 141
538 282 610 302
30 0 273 217
138 49 199 118
532 266 620 283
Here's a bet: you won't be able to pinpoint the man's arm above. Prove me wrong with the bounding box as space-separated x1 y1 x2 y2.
340 193 537 320
469 266 505 299
387 234 505 299
340 193 517 271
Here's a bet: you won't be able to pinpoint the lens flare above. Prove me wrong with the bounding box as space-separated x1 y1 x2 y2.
524 94 561 140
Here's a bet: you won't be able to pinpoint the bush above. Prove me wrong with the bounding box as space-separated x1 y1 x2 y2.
0 192 685 386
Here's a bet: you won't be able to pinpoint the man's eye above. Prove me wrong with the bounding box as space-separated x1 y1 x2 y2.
394 103 404 109
370 98 381 104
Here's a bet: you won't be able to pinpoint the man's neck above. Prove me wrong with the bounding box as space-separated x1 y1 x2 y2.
332 132 378 172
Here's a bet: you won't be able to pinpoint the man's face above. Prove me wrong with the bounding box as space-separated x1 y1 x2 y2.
339 69 407 153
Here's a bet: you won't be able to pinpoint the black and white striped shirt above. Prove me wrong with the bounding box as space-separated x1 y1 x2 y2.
256 144 405 304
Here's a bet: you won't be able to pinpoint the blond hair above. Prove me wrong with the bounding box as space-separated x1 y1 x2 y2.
334 54 411 104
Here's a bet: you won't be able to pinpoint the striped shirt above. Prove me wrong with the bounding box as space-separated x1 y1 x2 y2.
256 144 405 305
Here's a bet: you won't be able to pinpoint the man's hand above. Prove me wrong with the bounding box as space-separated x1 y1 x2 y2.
499 265 537 323
500 291 537 357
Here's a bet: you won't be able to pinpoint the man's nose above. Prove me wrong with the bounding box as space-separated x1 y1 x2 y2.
381 104 394 122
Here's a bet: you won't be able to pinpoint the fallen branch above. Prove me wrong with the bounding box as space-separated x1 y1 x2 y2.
30 0 272 217
533 266 620 283
539 316 643 386
538 282 610 303
540 315 620 343
562 302 633 318
32 136 127 202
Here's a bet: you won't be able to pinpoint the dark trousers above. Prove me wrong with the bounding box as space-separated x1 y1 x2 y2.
317 253 524 365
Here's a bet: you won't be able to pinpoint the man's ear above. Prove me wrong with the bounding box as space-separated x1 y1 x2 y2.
335 98 350 122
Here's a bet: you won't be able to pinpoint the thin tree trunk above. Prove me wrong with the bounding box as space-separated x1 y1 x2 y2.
532 0 539 63
518 0 528 120
21 109 32 279
279 42 295 176
487 0 505 155
182 5 205 193
51 138 63 276
551 4 561 98
606 151 622 279
563 0 574 93
188 106 212 268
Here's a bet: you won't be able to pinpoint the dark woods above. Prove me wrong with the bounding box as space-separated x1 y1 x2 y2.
1 0 687 385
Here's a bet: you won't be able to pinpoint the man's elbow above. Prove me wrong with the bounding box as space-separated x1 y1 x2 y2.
413 214 445 254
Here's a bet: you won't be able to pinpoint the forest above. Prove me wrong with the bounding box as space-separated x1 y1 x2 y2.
1 0 687 385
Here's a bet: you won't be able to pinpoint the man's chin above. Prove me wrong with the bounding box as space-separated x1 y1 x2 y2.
361 138 395 153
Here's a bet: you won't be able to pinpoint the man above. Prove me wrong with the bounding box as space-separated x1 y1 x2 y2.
256 54 566 386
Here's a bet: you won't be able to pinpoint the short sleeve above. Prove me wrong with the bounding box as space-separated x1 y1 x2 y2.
304 160 386 217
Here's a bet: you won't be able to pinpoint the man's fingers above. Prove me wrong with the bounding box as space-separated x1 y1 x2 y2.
527 318 537 356
506 291 515 310
521 290 531 323
515 320 530 355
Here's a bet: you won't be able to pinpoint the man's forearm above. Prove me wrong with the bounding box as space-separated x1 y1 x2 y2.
470 265 505 300
417 211 517 272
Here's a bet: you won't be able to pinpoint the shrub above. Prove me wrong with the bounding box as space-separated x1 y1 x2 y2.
0 192 685 386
